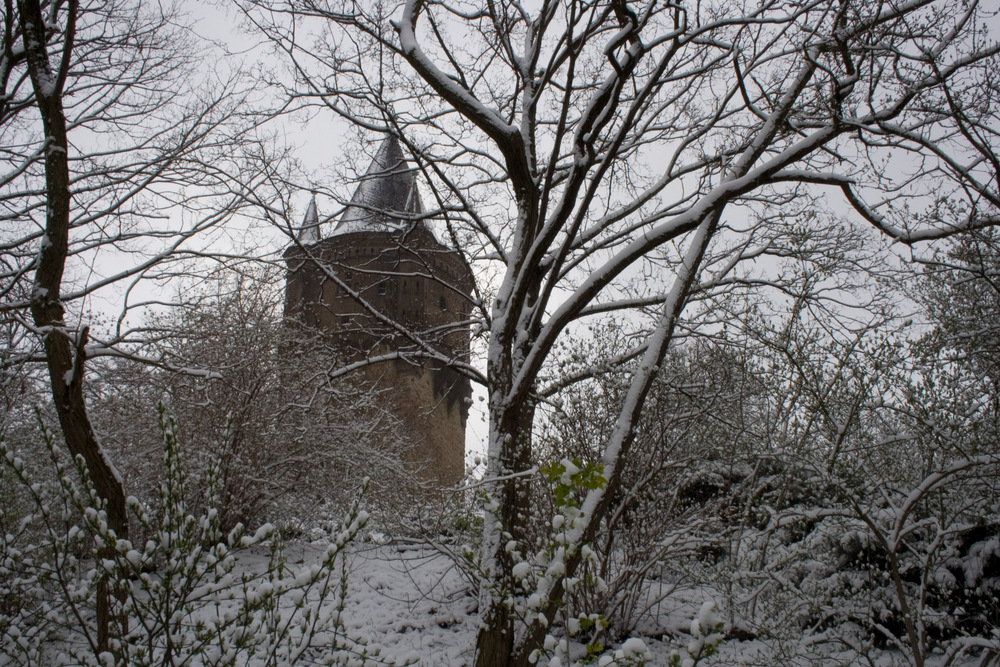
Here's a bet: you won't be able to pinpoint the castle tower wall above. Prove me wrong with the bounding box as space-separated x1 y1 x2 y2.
284 144 473 488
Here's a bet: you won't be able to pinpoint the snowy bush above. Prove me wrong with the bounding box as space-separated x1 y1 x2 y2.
89 268 419 535
0 405 396 666
667 602 724 667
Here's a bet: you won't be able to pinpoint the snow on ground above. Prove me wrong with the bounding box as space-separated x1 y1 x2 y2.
284 540 478 665
274 539 750 666
264 538 971 666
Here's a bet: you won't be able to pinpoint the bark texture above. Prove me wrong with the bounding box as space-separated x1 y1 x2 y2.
18 0 128 651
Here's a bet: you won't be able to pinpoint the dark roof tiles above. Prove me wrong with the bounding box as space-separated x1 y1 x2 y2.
331 135 426 236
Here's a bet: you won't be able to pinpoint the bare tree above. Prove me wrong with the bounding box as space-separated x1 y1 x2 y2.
1 0 284 649
916 228 1000 388
715 261 1000 665
90 266 418 533
239 0 999 663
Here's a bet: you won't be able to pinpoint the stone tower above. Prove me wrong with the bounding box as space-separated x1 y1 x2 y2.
283 136 473 487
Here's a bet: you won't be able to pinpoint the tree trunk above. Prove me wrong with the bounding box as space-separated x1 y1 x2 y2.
474 397 536 667
475 263 543 665
18 0 128 651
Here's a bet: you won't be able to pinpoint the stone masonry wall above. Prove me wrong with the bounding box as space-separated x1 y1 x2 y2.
284 227 473 488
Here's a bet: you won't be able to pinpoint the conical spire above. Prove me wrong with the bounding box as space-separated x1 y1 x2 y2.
331 135 425 236
297 195 321 244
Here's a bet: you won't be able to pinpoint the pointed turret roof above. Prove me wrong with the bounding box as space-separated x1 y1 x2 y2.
331 135 426 236
297 195 321 244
